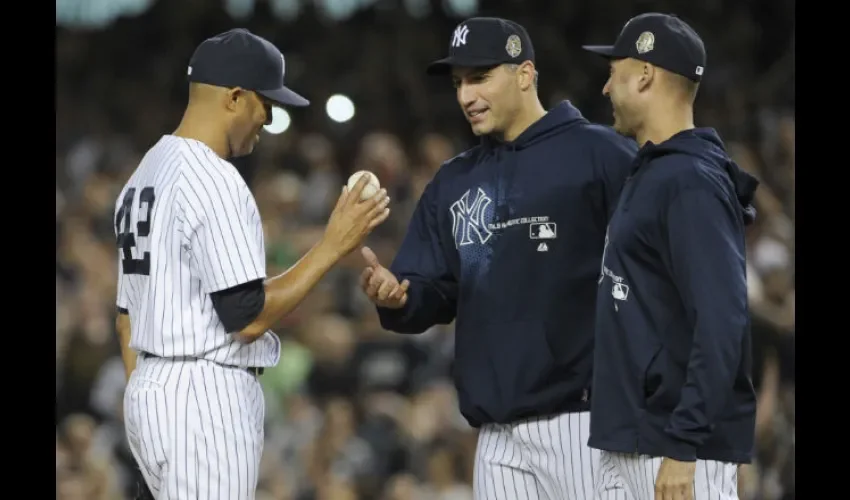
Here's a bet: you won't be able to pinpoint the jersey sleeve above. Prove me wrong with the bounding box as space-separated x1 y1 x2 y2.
116 258 129 313
180 167 266 295
114 196 130 314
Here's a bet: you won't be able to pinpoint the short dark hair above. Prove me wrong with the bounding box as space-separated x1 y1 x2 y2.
506 63 539 89
667 71 700 102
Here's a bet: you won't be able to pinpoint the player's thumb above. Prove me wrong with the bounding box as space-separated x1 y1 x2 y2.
361 246 382 269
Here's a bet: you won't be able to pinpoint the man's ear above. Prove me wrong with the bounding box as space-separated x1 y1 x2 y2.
518 61 536 91
225 87 246 112
638 63 655 92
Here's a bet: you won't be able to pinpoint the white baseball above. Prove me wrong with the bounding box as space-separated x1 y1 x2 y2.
347 170 381 201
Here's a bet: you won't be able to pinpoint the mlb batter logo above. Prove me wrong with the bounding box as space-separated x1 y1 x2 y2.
529 222 557 239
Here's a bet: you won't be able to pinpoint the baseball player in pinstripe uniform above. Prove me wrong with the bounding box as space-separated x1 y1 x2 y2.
114 29 390 500
359 17 638 500
582 14 757 500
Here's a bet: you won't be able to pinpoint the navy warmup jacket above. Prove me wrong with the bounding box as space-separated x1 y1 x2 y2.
591 128 759 463
377 101 638 427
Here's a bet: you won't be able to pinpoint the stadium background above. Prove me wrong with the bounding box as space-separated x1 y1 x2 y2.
55 0 795 499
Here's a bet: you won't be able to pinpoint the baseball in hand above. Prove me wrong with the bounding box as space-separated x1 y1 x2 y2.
347 170 381 201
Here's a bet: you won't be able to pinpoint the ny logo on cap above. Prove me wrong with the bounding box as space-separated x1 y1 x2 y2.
452 25 470 47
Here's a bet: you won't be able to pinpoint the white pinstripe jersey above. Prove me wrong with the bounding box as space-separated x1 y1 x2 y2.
114 135 280 368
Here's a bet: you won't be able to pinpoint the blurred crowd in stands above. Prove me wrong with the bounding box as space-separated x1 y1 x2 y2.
56 1 794 499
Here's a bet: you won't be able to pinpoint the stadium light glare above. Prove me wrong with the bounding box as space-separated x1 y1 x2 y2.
263 107 291 134
326 94 355 123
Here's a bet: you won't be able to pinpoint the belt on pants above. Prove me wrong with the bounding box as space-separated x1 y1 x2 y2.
140 352 265 376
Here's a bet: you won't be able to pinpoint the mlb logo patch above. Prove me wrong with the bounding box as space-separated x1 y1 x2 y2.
529 222 557 239
612 283 630 301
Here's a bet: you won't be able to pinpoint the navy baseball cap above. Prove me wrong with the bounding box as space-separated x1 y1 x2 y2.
187 28 309 107
582 13 706 82
426 17 535 75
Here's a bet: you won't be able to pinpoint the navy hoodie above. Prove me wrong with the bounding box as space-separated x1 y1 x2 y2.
377 101 638 427
590 128 759 463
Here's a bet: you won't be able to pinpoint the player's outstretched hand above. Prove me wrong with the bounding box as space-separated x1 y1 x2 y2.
360 246 409 309
322 175 390 258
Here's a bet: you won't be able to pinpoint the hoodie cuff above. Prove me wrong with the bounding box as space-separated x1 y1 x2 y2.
662 426 699 462
376 286 419 331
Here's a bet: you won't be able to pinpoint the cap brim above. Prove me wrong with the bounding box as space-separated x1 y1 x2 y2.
257 86 310 107
581 45 618 58
426 56 508 75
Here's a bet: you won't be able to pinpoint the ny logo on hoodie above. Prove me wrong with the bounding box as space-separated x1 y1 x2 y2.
450 187 493 248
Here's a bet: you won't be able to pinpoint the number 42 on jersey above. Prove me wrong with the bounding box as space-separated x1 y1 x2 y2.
115 186 156 276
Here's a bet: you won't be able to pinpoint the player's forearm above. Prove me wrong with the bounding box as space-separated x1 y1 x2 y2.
115 313 137 381
236 239 343 342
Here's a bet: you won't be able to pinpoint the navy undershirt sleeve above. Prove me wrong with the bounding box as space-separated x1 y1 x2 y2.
210 279 266 333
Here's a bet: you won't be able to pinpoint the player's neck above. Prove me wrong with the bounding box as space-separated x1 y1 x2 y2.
502 99 547 143
636 103 694 148
173 110 232 159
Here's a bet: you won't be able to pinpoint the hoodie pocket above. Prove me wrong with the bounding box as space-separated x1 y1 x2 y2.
639 346 662 409
641 345 685 413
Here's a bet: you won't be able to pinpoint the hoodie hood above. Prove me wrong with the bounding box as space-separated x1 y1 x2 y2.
482 100 588 151
640 128 760 225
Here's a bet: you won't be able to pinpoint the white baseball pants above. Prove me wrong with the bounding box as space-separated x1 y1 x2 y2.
595 451 739 500
474 411 598 500
123 355 265 500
